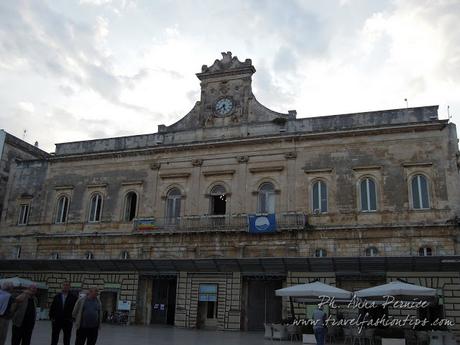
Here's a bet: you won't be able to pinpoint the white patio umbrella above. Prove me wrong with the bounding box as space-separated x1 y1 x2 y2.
0 276 47 290
355 280 436 298
276 281 353 300
276 281 352 318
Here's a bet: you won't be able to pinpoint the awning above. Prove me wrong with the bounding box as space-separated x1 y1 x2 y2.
276 281 352 301
0 256 459 273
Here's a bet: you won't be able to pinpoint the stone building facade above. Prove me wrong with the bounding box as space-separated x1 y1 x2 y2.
1 52 460 338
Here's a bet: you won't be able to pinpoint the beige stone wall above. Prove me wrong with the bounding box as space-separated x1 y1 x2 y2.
0 225 456 261
2 123 458 236
175 271 241 330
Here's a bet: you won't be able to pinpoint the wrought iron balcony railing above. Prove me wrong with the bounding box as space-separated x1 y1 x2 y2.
133 213 308 233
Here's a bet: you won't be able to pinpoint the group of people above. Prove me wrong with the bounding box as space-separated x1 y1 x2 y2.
0 282 102 345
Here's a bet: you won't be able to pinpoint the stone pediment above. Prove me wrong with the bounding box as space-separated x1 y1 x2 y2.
161 52 296 134
196 52 255 79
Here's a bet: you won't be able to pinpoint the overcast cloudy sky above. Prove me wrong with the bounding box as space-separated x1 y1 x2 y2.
1 0 459 152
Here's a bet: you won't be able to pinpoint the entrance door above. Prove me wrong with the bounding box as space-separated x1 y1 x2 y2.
151 278 177 325
245 279 282 331
197 284 218 329
197 300 218 329
100 291 118 322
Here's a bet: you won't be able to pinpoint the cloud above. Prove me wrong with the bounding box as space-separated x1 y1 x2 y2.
1 0 460 151
0 1 152 114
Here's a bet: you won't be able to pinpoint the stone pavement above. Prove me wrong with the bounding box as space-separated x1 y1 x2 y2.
5 321 297 345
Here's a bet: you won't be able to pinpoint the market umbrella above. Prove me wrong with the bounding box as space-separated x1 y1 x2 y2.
355 280 436 298
276 281 353 300
276 281 353 317
0 276 47 290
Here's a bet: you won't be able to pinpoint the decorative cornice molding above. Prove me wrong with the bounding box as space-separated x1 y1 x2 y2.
352 165 383 171
150 162 161 170
284 151 297 159
236 155 249 163
192 159 204 167
159 172 191 179
303 168 333 174
402 162 433 168
43 122 446 164
203 170 235 177
54 185 74 190
249 166 284 174
121 181 143 186
87 183 107 189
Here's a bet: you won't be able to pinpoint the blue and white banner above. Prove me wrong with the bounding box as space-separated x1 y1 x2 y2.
248 214 277 233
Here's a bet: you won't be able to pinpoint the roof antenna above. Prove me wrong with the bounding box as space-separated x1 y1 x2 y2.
22 129 27 140
448 105 451 120
404 98 408 108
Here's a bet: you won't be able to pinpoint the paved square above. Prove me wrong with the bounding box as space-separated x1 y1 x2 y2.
5 321 297 345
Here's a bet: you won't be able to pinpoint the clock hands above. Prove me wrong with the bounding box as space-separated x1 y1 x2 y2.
215 99 233 115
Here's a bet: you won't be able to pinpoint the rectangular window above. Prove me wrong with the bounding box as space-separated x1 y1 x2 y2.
199 284 218 302
18 204 30 225
313 181 328 213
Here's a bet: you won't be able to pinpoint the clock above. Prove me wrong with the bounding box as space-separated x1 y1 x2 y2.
214 97 234 116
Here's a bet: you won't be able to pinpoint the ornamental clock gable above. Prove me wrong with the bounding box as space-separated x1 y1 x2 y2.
162 52 296 133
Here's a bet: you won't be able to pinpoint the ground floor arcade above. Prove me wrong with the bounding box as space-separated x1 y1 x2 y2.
1 256 460 340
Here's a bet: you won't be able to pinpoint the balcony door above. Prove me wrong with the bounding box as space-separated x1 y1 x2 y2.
210 185 226 215
166 188 181 224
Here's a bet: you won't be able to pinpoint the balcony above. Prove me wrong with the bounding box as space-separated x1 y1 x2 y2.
133 213 308 233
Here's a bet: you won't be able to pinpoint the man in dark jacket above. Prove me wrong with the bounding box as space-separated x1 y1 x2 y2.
49 282 78 345
11 285 37 345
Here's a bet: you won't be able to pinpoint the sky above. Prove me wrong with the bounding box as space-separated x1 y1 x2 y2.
0 0 459 153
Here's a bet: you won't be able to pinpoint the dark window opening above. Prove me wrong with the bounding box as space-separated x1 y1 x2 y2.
124 192 137 222
207 301 215 318
210 185 226 215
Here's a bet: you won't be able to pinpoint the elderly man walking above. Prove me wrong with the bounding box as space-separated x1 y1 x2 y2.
0 281 15 345
49 282 78 345
0 282 29 345
11 284 38 345
72 288 102 345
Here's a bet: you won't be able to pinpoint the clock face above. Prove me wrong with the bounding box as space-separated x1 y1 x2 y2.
214 98 234 116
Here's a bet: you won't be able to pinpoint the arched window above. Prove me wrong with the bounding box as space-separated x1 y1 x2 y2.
51 252 60 260
85 251 94 260
365 246 379 257
360 177 377 212
123 192 138 222
210 185 227 215
55 195 69 224
121 250 130 260
258 182 275 213
166 188 181 224
88 193 103 223
312 181 327 213
315 248 327 257
411 174 430 209
419 246 432 256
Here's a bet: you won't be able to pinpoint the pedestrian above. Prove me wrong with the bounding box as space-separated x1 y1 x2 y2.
49 282 78 345
11 284 38 345
0 282 29 345
312 304 328 345
72 288 102 345
0 281 16 345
